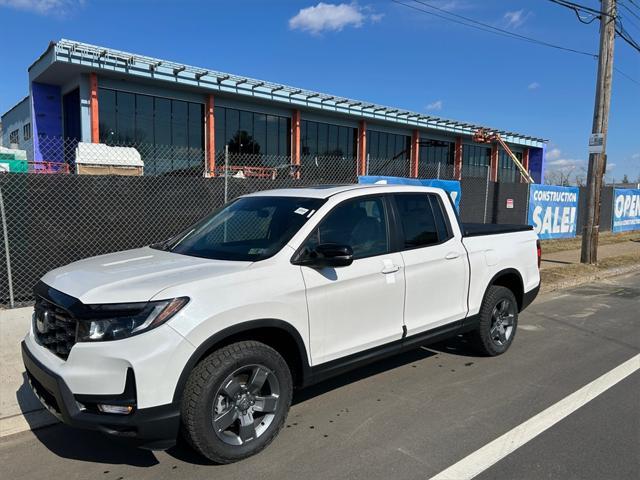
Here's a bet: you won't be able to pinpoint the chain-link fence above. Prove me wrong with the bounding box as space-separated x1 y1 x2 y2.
0 136 527 307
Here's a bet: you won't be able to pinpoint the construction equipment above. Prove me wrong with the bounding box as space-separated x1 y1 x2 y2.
473 129 534 184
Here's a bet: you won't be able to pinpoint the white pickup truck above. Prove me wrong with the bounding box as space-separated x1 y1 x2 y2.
22 184 540 463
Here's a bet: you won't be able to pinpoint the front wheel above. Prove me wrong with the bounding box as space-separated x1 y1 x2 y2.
180 341 292 463
469 285 518 356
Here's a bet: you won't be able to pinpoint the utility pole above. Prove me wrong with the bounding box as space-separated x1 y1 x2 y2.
581 0 616 265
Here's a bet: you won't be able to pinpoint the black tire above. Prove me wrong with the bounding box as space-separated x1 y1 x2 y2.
469 285 519 356
180 341 292 464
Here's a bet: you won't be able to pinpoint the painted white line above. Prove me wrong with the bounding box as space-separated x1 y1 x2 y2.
430 354 640 480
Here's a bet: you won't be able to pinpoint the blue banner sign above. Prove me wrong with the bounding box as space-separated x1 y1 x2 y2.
612 188 640 232
358 176 461 211
528 184 579 239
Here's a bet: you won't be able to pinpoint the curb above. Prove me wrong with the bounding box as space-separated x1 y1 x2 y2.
540 263 640 294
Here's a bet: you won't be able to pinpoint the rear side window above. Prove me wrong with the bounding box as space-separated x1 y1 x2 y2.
394 193 452 249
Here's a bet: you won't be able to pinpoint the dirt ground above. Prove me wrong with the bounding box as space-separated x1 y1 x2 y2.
541 230 640 253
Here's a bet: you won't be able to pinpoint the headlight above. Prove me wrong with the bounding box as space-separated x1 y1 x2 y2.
76 297 189 342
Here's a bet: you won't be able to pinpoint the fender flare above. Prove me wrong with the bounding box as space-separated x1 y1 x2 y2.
172 319 311 403
484 267 525 309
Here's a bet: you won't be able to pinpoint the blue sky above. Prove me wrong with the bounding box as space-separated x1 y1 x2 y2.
0 0 638 182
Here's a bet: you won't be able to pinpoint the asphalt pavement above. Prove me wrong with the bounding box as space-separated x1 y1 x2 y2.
1 272 639 480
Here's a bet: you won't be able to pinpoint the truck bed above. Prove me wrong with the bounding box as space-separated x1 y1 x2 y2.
461 223 533 238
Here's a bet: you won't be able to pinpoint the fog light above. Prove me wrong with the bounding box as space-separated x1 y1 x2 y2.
97 404 134 415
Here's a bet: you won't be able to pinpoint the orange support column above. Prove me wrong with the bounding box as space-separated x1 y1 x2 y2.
410 129 420 178
89 73 99 143
454 136 463 180
206 95 216 176
490 143 499 182
521 148 530 182
291 109 301 179
357 120 367 176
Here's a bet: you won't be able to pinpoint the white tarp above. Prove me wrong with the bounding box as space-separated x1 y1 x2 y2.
75 143 144 167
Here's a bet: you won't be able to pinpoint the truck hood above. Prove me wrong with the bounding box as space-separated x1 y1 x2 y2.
40 247 251 304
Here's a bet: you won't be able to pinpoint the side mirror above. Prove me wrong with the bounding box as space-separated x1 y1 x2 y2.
297 243 354 268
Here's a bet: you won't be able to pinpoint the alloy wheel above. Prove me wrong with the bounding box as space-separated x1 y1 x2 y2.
212 364 280 446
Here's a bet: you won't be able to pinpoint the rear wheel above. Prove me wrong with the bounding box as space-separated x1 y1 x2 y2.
181 341 292 463
469 285 518 356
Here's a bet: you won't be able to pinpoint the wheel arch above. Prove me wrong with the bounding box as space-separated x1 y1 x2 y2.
172 319 311 403
486 268 525 311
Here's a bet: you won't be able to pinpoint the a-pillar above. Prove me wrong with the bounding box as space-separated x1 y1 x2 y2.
89 73 99 143
454 136 463 180
490 143 499 182
206 94 216 176
410 129 420 178
357 120 367 176
291 109 301 178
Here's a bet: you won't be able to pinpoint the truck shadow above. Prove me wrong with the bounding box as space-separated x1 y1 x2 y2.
26 341 472 467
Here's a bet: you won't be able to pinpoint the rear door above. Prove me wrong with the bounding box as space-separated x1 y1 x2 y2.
392 192 469 336
300 194 406 365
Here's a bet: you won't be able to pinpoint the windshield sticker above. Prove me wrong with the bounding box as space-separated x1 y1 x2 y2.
248 248 265 255
306 209 316 218
294 207 309 215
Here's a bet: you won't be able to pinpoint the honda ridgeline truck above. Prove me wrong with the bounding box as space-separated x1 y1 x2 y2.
22 184 541 463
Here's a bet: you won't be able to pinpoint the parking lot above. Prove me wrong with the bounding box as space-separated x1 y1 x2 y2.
2 272 639 480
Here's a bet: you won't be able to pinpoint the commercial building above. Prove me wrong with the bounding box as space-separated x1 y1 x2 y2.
1 39 547 182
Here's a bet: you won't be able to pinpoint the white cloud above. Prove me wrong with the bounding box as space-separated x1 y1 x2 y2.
426 100 443 111
289 2 382 34
631 153 640 160
504 9 529 28
546 148 562 161
0 0 83 15
528 81 540 90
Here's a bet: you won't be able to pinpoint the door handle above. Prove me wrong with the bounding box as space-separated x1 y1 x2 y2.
381 265 400 274
445 252 460 260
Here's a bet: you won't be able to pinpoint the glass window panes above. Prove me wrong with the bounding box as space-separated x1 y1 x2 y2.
304 196 389 260
214 106 290 157
498 150 521 183
97 88 205 175
366 130 410 177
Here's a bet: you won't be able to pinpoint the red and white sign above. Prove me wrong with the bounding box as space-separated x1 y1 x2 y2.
506 198 514 209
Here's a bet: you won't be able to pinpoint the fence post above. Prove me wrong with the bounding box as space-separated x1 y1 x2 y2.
483 165 490 224
437 162 441 179
0 187 15 308
224 145 229 204
366 153 370 176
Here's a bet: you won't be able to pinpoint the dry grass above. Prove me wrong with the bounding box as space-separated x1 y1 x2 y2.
541 230 640 254
540 251 640 292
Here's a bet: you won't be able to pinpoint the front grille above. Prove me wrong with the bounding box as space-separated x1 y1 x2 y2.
33 297 77 360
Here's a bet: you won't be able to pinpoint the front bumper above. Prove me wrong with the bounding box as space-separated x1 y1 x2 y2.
22 341 180 450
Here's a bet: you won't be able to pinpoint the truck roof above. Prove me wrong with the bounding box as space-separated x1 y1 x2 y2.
242 183 444 199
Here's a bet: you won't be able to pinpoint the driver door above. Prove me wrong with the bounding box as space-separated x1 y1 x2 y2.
299 195 406 365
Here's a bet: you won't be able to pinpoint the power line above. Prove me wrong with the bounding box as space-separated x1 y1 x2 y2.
615 66 640 85
620 1 640 21
392 0 597 57
547 0 614 18
391 0 640 86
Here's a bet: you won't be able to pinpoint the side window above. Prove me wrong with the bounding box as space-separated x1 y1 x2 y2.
305 196 389 259
395 193 451 249
429 195 452 242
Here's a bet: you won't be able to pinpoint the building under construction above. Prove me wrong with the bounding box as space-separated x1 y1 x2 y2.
1 39 547 182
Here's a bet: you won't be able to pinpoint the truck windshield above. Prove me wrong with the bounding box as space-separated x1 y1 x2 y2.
153 196 325 261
